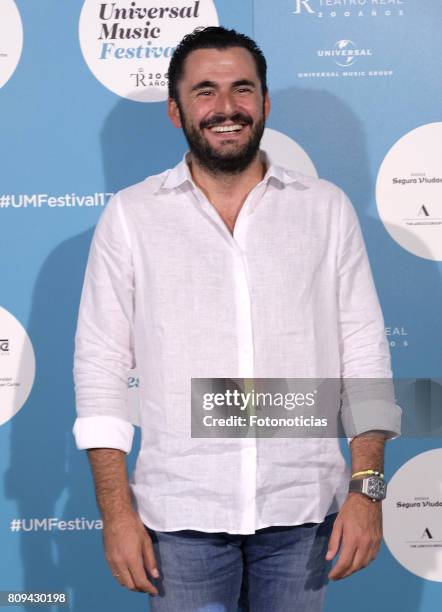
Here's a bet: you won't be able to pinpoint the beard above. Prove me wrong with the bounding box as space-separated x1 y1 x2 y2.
177 103 265 175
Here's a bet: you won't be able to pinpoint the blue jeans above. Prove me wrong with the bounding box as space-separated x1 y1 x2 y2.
146 513 336 612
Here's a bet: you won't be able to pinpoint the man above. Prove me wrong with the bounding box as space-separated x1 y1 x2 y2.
73 26 400 611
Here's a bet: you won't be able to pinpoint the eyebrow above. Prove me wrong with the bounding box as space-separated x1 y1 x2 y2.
190 79 256 92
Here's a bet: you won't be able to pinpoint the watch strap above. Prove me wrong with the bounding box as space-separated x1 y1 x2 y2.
349 475 387 501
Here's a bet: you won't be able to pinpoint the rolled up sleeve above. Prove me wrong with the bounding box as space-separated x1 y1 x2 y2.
336 190 401 440
73 193 135 453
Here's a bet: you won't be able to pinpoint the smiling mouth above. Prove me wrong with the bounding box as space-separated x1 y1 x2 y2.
208 124 245 133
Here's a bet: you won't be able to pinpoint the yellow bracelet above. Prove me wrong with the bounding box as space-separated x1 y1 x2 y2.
351 469 384 479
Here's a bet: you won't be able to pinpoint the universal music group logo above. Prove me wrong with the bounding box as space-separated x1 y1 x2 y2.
317 40 372 67
293 0 406 18
298 38 393 79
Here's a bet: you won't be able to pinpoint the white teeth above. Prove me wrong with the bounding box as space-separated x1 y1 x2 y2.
210 124 243 133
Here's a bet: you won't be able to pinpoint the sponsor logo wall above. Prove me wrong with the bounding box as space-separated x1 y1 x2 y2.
1 0 441 610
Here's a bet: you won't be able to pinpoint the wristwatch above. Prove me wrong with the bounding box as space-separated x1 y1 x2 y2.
349 473 387 502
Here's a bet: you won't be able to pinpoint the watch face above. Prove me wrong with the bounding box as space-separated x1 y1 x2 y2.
367 476 386 500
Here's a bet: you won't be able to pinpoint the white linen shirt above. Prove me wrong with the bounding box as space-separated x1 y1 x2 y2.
73 151 400 534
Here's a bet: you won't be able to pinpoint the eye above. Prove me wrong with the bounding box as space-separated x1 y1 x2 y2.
236 87 253 94
197 90 214 96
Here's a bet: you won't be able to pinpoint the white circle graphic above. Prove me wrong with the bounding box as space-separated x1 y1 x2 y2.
261 128 318 177
0 0 23 89
383 449 442 581
0 307 36 426
376 122 442 261
79 0 219 102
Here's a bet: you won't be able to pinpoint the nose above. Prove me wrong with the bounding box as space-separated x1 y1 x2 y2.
214 90 236 116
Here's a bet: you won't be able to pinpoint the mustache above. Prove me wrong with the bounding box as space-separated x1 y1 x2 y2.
200 112 253 130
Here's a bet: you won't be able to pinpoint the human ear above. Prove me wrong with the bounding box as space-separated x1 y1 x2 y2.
167 98 182 128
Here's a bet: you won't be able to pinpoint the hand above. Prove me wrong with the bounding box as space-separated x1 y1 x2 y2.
103 510 160 595
326 493 382 580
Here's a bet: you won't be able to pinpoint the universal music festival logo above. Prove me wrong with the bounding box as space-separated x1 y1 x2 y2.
293 0 406 18
79 1 218 102
97 3 201 65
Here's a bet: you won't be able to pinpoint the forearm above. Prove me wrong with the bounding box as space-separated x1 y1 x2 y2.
87 448 134 522
328 430 386 580
349 431 386 475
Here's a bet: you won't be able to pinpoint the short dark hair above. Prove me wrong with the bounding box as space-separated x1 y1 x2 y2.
167 26 268 102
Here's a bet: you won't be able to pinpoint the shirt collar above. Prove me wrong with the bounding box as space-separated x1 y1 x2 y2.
157 149 301 193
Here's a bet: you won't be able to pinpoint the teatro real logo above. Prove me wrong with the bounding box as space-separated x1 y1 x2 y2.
292 0 406 18
385 325 408 349
293 0 314 13
317 40 372 67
